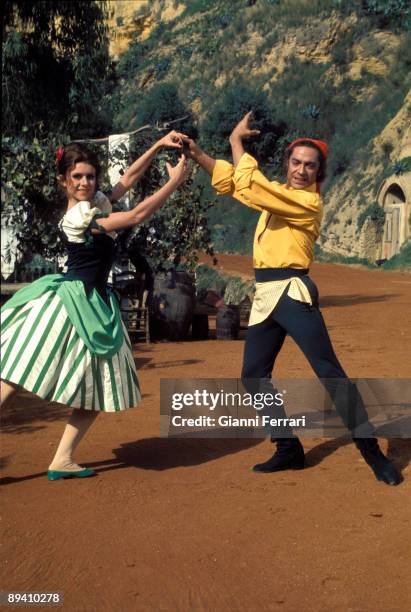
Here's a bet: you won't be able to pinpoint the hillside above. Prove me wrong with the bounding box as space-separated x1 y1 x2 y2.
108 0 411 267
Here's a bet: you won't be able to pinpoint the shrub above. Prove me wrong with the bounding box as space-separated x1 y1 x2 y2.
200 78 286 162
224 277 255 305
195 265 255 305
382 141 394 156
336 0 411 30
133 83 196 135
1 132 69 264
123 140 213 273
314 245 376 267
381 239 411 269
357 203 386 231
392 156 411 175
180 0 224 18
206 193 256 256
195 264 228 298
362 0 411 29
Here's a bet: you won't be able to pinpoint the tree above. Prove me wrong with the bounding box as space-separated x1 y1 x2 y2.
199 79 286 167
115 81 197 137
119 132 214 274
2 132 69 265
1 4 215 273
1 1 115 269
2 0 113 137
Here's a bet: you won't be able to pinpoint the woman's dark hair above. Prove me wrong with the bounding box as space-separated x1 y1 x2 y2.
56 142 101 181
284 140 327 183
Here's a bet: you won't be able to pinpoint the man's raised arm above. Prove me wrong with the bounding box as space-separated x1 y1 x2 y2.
180 136 216 176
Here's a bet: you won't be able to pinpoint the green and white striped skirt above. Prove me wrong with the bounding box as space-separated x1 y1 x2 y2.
1 282 141 412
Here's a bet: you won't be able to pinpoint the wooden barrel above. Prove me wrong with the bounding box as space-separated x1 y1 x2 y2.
149 270 195 341
216 305 240 340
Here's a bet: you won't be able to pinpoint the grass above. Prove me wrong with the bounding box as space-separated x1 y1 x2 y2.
381 240 411 270
314 245 377 268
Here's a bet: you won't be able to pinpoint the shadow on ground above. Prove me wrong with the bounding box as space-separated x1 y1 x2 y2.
110 436 263 470
320 293 399 308
1 436 409 485
1 393 70 434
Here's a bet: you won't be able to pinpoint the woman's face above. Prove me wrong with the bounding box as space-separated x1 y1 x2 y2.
62 162 97 203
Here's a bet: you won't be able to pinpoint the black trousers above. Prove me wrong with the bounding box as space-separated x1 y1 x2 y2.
241 276 375 438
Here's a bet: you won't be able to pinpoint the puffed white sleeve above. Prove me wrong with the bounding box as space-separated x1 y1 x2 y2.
60 201 104 243
92 191 113 213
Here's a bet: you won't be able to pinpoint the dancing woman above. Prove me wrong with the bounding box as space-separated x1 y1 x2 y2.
181 114 402 486
1 132 189 480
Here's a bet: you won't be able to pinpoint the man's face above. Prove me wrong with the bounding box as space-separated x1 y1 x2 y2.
286 146 320 189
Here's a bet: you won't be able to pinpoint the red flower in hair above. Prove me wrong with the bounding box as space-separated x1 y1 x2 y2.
56 146 64 164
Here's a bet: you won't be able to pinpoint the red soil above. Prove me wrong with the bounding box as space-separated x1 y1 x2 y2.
1 256 410 611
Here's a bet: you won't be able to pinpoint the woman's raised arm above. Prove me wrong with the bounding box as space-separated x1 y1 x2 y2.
94 155 190 233
109 131 186 202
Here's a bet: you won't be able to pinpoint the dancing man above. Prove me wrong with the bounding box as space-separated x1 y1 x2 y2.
181 114 402 486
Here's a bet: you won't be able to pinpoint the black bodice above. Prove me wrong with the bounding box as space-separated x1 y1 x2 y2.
63 234 117 301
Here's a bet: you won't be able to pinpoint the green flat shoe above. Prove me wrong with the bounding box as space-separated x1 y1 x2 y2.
47 468 96 481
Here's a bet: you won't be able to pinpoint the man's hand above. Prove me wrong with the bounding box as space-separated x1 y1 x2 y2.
180 135 203 161
180 135 216 176
230 111 260 143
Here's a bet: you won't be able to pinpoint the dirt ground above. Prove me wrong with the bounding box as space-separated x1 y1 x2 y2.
1 256 411 612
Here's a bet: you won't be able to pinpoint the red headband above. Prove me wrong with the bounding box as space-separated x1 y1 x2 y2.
288 138 328 159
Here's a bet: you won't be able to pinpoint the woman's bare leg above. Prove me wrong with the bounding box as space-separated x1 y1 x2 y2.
48 408 99 472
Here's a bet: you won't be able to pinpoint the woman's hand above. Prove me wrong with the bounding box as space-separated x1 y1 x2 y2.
158 130 185 150
230 111 260 142
110 131 186 200
166 154 190 186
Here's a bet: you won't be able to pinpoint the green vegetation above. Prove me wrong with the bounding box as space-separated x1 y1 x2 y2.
111 0 410 268
392 157 411 175
114 82 197 137
381 240 411 270
195 264 229 299
357 203 386 232
314 245 377 268
3 0 411 271
1 1 115 264
2 0 113 138
195 264 254 304
223 277 255 305
199 79 285 164
2 133 68 262
123 142 214 274
339 0 411 30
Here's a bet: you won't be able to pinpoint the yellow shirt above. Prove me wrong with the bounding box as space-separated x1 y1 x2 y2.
211 153 323 269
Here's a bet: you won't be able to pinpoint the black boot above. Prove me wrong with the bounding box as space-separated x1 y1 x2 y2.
253 438 305 473
354 438 402 486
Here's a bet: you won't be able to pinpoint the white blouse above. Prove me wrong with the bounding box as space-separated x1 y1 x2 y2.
59 191 117 242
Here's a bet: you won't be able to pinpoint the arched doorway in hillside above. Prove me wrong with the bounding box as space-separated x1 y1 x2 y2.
381 183 406 260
